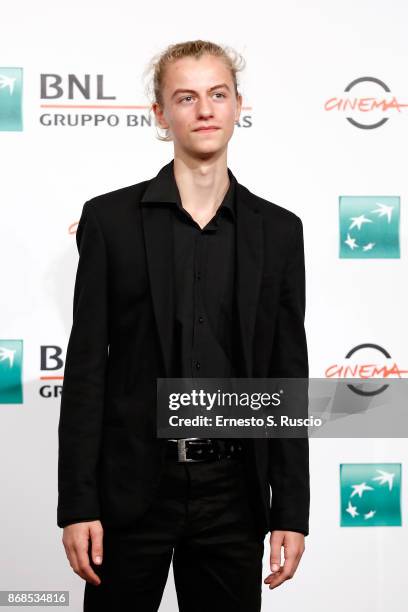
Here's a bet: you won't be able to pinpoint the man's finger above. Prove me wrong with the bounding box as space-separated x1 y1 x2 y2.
266 558 301 589
278 550 302 583
277 556 297 580
74 543 101 586
265 533 304 589
265 565 293 589
264 557 296 588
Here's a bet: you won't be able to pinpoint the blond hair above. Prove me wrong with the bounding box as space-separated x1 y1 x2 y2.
143 39 246 142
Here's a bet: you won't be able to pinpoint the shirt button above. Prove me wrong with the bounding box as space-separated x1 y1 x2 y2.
196 272 201 280
195 361 201 369
198 316 204 323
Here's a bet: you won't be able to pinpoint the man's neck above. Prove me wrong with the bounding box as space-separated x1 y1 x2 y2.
173 154 230 229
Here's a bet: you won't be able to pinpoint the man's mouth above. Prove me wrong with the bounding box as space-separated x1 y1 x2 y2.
193 126 220 132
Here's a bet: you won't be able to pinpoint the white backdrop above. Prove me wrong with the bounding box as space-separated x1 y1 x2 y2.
1 1 407 610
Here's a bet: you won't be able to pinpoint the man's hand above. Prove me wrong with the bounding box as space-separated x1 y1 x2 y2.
264 530 305 590
62 520 104 586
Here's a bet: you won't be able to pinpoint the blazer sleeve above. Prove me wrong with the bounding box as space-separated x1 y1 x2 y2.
57 200 109 528
267 215 310 536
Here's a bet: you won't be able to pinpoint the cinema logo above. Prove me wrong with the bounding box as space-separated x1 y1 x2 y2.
324 77 408 129
325 343 408 396
39 72 253 129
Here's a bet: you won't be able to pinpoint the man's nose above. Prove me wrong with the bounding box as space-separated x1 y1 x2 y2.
196 101 214 117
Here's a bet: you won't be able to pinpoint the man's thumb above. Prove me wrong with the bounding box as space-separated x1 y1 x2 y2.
90 526 103 564
270 550 281 573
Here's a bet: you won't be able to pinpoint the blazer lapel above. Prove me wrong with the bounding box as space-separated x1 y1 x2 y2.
235 183 263 376
140 163 176 377
140 160 264 378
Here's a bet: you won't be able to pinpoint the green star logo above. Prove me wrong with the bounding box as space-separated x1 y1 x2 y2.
339 196 400 258
0 68 23 131
340 463 402 527
0 340 23 403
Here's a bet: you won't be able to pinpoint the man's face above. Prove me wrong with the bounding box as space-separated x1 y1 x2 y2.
153 54 242 158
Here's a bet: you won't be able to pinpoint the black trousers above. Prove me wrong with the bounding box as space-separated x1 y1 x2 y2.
84 454 265 611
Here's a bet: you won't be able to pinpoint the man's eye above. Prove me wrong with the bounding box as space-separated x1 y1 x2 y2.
179 92 226 103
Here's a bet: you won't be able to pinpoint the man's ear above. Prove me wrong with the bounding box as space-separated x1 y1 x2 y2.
235 93 243 122
152 102 169 130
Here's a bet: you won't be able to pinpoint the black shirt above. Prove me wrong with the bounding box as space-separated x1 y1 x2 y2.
150 161 239 448
168 166 237 379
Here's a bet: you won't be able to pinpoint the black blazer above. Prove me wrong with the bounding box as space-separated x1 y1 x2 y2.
57 159 310 537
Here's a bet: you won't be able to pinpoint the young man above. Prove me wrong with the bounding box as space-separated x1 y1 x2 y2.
58 40 310 612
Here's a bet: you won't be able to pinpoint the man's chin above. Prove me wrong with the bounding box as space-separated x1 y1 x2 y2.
189 141 228 157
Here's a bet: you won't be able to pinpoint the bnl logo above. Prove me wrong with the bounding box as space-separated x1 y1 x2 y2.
340 463 402 527
339 196 400 258
0 340 23 403
0 68 23 131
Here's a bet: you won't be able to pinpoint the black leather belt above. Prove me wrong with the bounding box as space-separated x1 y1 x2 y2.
166 438 244 462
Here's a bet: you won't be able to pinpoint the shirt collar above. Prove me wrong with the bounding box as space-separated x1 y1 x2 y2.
141 158 237 220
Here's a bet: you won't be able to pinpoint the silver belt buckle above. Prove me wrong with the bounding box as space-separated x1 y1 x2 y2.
177 439 188 462
176 438 209 462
